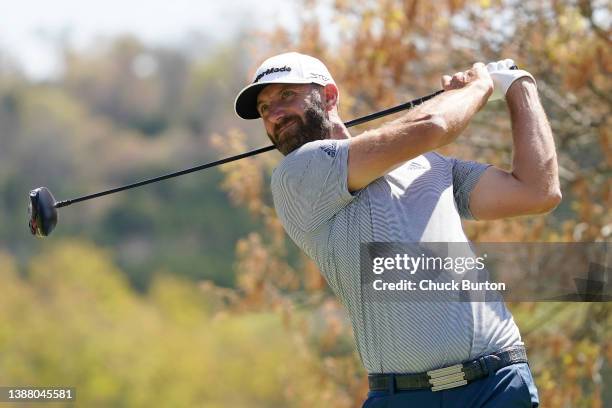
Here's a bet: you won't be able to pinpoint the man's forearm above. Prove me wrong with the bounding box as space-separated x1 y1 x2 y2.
506 79 561 205
347 63 493 192
356 79 492 163
390 79 492 144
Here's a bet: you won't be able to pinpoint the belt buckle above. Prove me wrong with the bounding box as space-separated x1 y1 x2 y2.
427 364 468 392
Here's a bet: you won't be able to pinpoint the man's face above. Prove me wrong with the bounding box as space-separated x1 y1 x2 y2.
256 83 333 156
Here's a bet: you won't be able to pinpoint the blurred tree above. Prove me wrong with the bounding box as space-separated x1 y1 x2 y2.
0 36 260 290
0 241 371 407
62 36 176 136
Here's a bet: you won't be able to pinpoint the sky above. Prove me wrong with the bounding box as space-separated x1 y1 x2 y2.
1 0 304 79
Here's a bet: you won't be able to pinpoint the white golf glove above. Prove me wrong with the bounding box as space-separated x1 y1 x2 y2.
486 59 535 101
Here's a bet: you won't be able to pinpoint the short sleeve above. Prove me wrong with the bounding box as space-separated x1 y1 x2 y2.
271 139 355 233
451 157 491 220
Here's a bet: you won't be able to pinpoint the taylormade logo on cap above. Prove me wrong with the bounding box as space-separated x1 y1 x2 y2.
234 52 337 120
254 66 292 83
250 52 334 86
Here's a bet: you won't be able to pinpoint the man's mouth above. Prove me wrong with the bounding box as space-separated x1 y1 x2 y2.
276 119 298 139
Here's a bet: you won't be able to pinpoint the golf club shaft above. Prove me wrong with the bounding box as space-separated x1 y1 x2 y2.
54 89 445 208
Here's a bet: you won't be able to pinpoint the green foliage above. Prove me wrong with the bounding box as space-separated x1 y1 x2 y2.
0 241 354 407
0 38 258 290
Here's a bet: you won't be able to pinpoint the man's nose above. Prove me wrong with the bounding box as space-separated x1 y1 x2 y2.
268 102 287 124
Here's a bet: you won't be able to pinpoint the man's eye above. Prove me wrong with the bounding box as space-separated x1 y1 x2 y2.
281 90 295 99
260 104 269 114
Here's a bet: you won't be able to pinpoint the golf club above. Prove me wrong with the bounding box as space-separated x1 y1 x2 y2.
29 64 516 238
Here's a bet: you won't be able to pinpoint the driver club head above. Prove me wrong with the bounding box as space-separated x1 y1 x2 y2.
28 187 58 237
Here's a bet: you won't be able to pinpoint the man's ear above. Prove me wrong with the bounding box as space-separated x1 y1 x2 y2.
322 83 339 111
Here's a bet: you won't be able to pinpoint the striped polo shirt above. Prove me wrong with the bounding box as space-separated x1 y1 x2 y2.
271 138 522 374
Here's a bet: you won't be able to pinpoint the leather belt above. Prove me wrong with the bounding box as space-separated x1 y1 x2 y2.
368 345 528 392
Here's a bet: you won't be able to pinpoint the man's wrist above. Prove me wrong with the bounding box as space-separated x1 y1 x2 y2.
458 80 492 106
506 77 538 103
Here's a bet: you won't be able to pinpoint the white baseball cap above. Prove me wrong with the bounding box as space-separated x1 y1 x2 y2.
234 52 337 120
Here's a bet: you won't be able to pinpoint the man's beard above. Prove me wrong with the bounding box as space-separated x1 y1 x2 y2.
269 95 333 156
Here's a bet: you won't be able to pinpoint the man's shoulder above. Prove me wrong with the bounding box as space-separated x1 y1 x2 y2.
272 139 348 185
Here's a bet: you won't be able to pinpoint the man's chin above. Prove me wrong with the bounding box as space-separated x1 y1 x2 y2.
277 142 300 156
276 130 303 155
278 136 325 156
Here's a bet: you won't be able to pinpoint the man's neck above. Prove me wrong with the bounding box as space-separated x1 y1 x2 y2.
328 113 351 140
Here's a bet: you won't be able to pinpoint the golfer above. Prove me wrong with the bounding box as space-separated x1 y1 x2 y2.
235 52 560 407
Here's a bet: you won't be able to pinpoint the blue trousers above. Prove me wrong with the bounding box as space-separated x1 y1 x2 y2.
362 363 539 408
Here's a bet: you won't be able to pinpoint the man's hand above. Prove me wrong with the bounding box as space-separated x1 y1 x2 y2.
441 62 494 95
486 59 535 101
